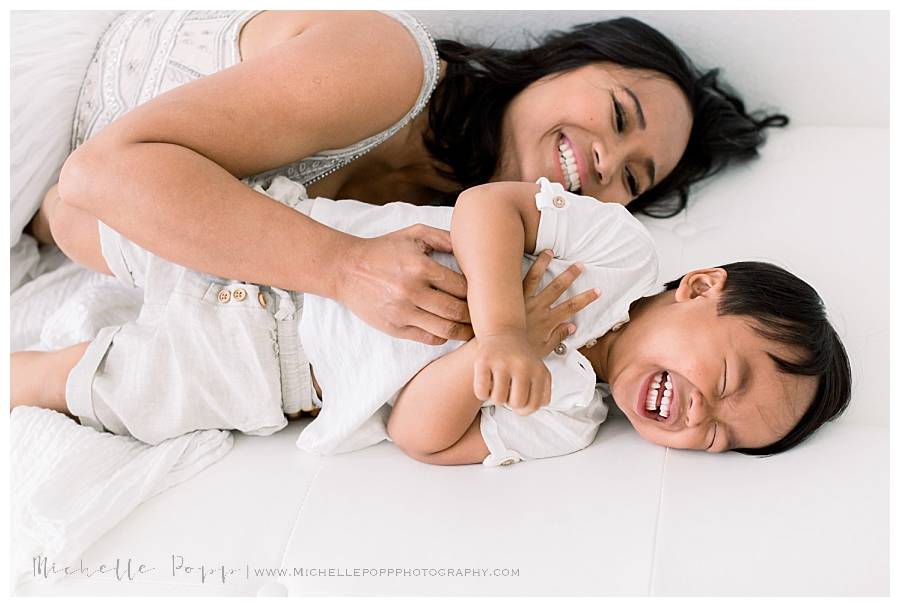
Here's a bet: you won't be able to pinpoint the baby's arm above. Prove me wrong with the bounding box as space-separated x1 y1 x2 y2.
450 181 547 411
451 181 542 337
387 338 490 465
388 184 596 465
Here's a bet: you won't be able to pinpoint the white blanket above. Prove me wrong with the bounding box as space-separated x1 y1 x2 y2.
10 258 235 589
10 407 233 589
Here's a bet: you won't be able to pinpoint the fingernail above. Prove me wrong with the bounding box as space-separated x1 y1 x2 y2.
575 262 585 271
568 324 576 334
544 249 554 257
593 288 601 296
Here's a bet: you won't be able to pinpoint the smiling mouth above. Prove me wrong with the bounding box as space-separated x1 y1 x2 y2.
557 134 582 194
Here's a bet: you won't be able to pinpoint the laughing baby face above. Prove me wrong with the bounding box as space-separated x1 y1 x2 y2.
591 268 817 453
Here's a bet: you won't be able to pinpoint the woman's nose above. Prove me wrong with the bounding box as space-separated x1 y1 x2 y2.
592 141 619 186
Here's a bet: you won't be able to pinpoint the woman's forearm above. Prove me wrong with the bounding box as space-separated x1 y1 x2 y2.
58 141 357 295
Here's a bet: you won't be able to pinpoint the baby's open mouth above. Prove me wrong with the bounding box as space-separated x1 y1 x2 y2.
644 370 673 421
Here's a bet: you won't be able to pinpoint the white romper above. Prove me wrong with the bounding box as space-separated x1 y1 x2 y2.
68 176 660 465
294 177 660 466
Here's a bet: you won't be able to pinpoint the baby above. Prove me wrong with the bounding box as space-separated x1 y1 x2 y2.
11 177 851 466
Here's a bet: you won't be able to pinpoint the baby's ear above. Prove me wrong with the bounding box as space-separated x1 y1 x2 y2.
674 267 728 302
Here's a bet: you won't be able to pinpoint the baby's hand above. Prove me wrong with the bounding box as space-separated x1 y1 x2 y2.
473 332 550 416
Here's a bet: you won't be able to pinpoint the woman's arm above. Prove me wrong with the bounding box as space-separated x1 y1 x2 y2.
57 12 470 344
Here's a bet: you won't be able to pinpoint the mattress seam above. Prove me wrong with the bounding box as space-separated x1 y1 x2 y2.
647 447 668 596
276 453 327 577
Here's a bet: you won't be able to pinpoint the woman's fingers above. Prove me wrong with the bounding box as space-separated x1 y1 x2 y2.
407 307 474 343
422 254 469 300
393 325 450 346
413 286 471 324
403 224 469 299
409 223 453 254
523 249 553 297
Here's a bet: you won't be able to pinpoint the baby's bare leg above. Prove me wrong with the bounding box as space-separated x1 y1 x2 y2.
26 183 113 276
11 342 90 420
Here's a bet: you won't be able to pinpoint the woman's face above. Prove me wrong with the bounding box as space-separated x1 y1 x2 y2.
496 63 693 205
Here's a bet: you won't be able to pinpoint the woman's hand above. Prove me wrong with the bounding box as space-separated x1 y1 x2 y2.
337 224 474 345
522 250 601 358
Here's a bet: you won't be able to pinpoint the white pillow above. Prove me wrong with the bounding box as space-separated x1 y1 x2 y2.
10 11 122 288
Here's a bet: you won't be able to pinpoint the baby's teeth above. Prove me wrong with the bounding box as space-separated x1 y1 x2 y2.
661 396 671 406
665 380 672 389
663 389 671 397
651 381 660 389
654 372 663 382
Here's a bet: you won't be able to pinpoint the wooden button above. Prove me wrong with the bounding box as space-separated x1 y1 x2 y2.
258 292 268 308
217 289 231 304
552 195 567 208
232 287 247 302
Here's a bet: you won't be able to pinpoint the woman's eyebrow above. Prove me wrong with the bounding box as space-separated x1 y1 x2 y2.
623 86 646 129
623 86 656 188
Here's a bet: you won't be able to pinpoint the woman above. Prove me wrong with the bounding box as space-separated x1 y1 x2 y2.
30 10 786 345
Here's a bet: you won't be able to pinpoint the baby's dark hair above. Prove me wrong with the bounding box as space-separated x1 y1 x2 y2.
426 16 788 217
663 261 851 456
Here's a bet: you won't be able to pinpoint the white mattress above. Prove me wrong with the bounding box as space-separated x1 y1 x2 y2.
10 11 889 597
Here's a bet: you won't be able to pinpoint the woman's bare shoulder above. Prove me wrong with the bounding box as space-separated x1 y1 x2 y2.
85 10 429 178
240 10 424 62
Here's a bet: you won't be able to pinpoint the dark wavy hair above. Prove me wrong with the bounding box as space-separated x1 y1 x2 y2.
663 262 852 456
424 16 788 217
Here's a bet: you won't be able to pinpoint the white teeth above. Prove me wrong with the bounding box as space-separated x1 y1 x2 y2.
645 370 674 417
558 139 581 192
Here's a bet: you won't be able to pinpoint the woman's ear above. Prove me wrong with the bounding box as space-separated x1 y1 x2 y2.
673 267 728 302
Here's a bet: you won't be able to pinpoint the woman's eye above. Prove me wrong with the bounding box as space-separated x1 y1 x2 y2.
625 168 638 197
614 99 626 132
